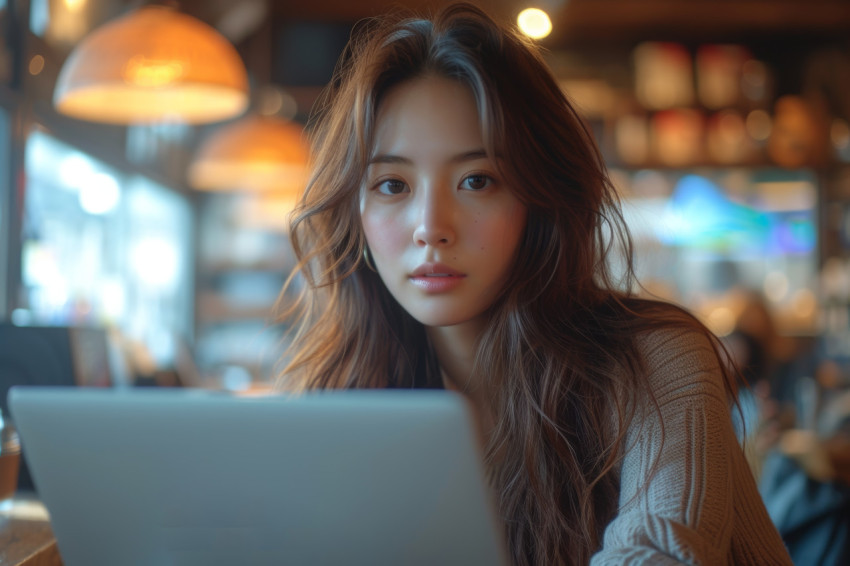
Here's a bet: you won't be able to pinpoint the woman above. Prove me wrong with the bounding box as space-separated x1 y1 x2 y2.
277 3 792 564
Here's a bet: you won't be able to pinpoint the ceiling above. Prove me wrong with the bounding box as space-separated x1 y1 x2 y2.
148 0 847 108
177 0 850 48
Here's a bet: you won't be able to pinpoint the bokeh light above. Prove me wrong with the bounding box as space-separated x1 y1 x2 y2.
517 8 552 39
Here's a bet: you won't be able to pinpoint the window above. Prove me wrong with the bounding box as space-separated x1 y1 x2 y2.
21 130 194 367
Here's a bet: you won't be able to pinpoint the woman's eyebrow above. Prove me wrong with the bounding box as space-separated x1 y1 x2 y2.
368 154 412 165
368 149 489 165
451 149 488 163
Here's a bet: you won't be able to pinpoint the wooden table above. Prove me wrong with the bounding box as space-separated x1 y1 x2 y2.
0 497 63 566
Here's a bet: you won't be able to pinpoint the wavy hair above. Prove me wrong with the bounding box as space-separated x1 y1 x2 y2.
277 4 738 564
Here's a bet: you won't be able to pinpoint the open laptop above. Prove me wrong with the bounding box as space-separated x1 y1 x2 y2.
8 386 508 566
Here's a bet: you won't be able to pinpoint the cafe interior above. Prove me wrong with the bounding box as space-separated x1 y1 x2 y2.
0 0 849 563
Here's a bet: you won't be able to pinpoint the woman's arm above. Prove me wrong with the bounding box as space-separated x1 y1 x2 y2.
590 327 792 565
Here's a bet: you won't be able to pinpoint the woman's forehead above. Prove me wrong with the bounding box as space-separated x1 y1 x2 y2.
370 76 487 159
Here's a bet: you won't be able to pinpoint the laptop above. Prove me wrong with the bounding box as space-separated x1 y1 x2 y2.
8 386 508 566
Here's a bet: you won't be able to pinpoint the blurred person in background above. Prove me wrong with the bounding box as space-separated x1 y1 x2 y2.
275 4 792 564
721 291 850 565
721 290 796 465
757 364 850 566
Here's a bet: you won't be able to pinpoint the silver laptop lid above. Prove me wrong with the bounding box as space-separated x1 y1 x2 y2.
9 386 508 566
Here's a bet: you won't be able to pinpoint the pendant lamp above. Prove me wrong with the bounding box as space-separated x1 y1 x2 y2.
188 116 310 193
53 5 249 125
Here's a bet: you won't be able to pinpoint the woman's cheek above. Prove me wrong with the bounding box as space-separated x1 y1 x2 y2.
364 213 406 258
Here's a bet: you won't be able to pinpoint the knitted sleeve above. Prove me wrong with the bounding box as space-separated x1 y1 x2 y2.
590 326 792 565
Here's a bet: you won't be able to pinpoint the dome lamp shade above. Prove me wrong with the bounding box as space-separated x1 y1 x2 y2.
188 116 310 193
53 5 250 125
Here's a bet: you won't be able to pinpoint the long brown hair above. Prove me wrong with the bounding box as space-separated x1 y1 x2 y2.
277 4 738 564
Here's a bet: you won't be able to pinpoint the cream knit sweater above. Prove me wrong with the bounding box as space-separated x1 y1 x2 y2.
590 326 793 565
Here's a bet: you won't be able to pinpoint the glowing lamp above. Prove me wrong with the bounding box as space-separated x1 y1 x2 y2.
517 8 552 39
188 116 310 193
53 5 249 124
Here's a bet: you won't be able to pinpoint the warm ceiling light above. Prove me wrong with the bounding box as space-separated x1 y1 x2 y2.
188 116 310 193
517 8 552 39
63 0 86 12
53 5 249 125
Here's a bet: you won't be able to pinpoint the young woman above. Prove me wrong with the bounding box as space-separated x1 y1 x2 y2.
277 3 793 564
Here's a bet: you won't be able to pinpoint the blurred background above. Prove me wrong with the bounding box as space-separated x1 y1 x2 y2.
0 0 848 390
0 0 849 560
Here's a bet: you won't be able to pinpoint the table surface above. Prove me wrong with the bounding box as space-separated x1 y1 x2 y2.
0 496 62 566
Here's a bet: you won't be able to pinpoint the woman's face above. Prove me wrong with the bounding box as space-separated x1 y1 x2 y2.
360 75 527 328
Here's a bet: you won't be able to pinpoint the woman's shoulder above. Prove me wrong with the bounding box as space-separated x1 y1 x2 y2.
624 299 726 401
640 319 719 373
622 297 715 355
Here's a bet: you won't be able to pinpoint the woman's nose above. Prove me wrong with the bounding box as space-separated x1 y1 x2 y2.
412 187 456 247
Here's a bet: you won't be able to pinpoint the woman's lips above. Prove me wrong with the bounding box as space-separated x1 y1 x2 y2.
409 263 466 292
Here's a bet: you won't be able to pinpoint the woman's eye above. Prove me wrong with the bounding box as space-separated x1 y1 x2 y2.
376 179 408 195
461 174 491 191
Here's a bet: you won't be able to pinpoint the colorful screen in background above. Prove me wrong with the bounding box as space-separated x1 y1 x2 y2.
657 173 816 255
618 168 818 335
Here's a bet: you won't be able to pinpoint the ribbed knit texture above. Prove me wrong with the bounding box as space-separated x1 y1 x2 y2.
590 327 793 565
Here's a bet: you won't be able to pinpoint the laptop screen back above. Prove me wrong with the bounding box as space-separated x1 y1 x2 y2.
9 387 508 566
